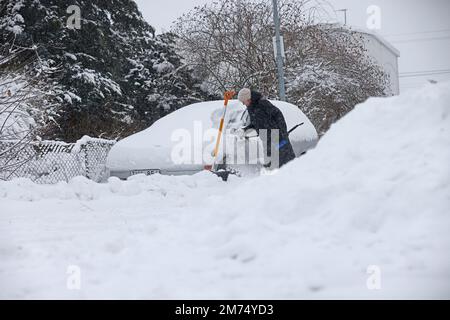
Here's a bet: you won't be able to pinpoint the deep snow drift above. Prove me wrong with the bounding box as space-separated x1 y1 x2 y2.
0 82 449 299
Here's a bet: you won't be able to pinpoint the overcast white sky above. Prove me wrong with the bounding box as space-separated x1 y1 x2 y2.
135 0 450 92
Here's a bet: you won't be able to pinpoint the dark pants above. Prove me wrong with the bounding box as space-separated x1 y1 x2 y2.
279 143 296 167
265 139 296 169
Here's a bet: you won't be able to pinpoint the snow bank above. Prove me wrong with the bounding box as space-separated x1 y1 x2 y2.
0 82 449 299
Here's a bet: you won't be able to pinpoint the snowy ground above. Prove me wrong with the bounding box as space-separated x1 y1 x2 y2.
1 82 449 299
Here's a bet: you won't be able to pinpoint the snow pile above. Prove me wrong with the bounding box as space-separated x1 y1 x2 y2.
0 82 449 299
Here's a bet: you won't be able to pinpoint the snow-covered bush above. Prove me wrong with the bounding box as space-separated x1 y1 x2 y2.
0 38 60 178
285 24 390 135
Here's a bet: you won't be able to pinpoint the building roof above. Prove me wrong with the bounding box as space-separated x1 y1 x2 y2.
318 23 400 57
348 26 401 57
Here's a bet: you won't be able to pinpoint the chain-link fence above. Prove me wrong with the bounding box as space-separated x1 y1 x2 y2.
0 137 115 184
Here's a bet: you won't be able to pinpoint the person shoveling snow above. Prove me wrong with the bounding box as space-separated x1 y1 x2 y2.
236 88 296 169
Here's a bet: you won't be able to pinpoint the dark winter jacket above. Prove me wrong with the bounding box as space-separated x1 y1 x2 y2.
244 91 296 167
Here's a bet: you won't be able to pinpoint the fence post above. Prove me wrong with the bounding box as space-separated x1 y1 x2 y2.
81 142 90 180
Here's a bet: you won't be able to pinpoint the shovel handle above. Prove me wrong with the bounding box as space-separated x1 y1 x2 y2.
206 91 235 171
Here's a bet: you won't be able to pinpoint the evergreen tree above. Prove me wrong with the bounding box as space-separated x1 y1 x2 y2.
0 0 208 141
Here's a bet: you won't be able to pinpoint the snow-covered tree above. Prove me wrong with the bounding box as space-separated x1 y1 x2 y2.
173 0 390 135
285 24 390 135
0 40 58 178
0 0 208 141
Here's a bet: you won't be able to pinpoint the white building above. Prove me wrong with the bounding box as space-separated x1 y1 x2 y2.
353 27 401 95
315 23 401 95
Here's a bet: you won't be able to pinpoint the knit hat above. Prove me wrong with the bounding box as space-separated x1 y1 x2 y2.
237 88 251 104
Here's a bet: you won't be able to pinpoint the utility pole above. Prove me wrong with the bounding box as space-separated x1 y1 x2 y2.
272 0 286 101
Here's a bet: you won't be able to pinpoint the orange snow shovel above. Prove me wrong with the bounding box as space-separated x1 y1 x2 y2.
204 90 235 172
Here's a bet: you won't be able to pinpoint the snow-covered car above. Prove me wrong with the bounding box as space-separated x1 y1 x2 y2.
106 100 318 179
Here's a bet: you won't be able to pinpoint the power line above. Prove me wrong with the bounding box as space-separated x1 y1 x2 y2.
384 28 450 38
399 69 450 78
401 82 435 87
400 72 450 78
390 35 450 44
400 82 442 89
400 68 450 75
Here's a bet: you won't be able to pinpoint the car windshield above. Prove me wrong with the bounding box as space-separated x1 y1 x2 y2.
226 108 250 130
